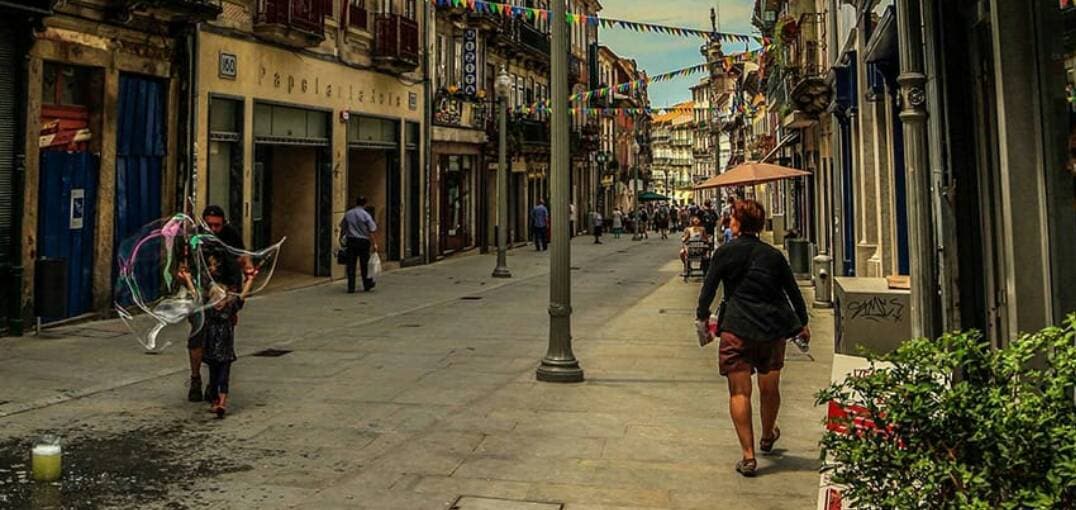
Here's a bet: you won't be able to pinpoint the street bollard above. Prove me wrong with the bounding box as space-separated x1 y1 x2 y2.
813 254 834 309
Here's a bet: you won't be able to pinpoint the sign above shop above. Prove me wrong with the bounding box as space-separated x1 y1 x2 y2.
462 29 479 96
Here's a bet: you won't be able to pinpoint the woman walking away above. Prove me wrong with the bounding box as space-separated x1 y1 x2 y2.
612 208 624 239
695 199 810 477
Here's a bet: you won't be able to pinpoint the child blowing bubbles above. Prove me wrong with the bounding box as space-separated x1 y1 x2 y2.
178 253 253 418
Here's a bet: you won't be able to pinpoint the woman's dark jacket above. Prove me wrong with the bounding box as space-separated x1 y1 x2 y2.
696 234 809 342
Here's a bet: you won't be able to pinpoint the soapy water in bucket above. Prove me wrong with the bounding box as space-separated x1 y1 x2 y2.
114 214 284 352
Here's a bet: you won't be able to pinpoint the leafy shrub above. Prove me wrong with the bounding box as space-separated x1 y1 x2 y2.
817 315 1076 509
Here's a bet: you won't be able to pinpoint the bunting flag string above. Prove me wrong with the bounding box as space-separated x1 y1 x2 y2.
517 47 762 112
430 0 761 42
508 105 728 117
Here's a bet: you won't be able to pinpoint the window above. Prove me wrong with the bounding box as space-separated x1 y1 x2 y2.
404 0 416 19
436 35 448 89
42 62 94 106
453 36 463 86
378 0 391 14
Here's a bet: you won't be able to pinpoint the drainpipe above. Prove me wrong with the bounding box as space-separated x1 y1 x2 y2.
896 0 937 339
179 23 200 215
422 0 433 264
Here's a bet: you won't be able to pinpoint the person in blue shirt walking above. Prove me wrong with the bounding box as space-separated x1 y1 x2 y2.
531 200 549 251
339 196 379 293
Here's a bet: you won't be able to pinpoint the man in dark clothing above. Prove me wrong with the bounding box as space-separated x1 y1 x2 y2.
340 196 379 293
188 205 248 403
695 199 809 477
531 200 549 251
700 200 719 239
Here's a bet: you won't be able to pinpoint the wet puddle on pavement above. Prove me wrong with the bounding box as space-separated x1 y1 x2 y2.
0 423 255 509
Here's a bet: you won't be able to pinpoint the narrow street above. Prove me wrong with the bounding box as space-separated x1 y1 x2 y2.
0 237 831 509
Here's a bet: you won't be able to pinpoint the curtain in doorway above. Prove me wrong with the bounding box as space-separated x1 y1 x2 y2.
114 74 165 304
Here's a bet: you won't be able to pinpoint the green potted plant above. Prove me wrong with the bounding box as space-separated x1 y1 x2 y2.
817 315 1076 509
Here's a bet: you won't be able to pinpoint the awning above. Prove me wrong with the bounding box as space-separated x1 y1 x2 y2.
762 132 800 162
864 6 898 64
694 162 811 190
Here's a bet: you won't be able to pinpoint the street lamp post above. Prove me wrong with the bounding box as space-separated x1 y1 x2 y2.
536 0 583 383
631 139 642 241
492 66 512 279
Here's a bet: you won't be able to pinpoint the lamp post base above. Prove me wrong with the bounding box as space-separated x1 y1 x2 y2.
536 358 585 383
492 266 512 279
632 234 643 241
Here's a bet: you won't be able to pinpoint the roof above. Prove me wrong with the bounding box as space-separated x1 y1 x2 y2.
653 101 694 125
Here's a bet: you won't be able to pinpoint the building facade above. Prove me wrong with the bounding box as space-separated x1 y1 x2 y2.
194 0 426 281
752 0 1076 349
11 0 223 329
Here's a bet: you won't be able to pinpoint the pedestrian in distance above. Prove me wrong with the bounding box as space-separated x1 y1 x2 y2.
186 205 251 403
570 202 577 239
638 207 650 239
531 200 549 251
591 210 604 244
655 204 671 240
340 196 379 293
721 216 734 245
612 208 624 239
695 199 811 478
700 200 719 240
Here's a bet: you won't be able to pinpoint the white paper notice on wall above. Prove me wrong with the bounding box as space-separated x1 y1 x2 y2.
70 189 85 230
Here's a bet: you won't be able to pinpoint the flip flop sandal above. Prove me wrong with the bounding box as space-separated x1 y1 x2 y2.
760 427 781 454
735 458 757 477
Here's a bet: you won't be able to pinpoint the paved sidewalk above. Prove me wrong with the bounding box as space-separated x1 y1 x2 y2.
0 236 833 509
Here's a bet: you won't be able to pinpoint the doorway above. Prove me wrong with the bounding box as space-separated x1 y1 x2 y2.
942 0 1006 342
251 102 332 276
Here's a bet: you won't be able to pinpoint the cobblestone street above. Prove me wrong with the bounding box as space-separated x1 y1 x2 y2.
0 237 832 509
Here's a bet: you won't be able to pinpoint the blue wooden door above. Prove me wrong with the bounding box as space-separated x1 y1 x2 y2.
114 74 165 302
37 151 98 319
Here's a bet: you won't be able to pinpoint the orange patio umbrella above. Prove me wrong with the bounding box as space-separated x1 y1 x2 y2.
694 162 811 190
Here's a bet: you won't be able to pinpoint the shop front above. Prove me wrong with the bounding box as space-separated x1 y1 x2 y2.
195 30 426 280
19 22 177 324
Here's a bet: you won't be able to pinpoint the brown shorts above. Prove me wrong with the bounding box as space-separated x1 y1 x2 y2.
718 331 786 376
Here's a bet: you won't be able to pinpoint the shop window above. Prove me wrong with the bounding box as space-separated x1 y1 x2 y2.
348 115 399 146
208 98 244 226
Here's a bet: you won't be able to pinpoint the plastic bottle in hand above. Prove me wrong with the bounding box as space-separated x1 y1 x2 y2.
790 334 810 353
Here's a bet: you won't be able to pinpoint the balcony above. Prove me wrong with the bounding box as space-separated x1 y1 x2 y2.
344 1 369 32
433 92 489 131
519 118 550 148
518 20 550 57
255 0 328 47
374 14 420 73
117 0 222 21
785 12 832 116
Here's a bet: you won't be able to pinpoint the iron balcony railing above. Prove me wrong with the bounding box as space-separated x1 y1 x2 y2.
374 13 420 67
344 0 368 31
256 0 328 36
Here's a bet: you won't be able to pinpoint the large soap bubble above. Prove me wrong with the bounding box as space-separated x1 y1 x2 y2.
114 213 283 352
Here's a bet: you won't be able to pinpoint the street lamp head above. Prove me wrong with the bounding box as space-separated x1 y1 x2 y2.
496 66 511 96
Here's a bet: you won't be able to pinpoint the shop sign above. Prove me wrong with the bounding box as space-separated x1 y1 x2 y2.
257 65 412 112
219 52 238 80
462 29 479 96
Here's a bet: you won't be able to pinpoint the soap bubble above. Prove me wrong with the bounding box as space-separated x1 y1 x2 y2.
114 213 283 352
